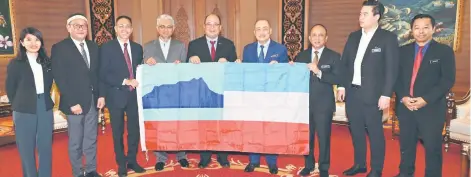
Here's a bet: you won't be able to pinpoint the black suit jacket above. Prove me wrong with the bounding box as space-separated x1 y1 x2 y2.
340 28 399 104
395 40 456 119
51 38 104 115
5 58 54 114
295 47 343 113
187 35 237 62
99 39 143 109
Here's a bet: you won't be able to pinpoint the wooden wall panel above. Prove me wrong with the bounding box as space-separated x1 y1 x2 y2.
257 0 281 43
308 0 470 98
0 0 85 91
165 0 195 41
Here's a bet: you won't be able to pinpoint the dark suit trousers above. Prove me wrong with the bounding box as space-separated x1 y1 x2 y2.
305 109 333 171
345 87 385 171
200 152 228 164
109 91 140 166
398 110 445 177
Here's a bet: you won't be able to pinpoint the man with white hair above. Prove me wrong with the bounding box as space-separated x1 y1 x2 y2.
142 14 189 171
51 13 105 177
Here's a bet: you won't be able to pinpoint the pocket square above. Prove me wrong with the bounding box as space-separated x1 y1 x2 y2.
372 47 382 53
321 65 330 69
270 54 279 58
430 59 440 64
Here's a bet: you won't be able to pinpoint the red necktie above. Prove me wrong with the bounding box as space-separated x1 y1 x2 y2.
410 46 424 96
123 43 133 91
210 41 216 61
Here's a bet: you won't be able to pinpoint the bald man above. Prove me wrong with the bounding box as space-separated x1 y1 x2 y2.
238 19 288 175
295 24 343 177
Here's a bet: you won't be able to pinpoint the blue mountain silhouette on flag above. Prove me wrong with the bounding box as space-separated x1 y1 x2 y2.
142 78 223 109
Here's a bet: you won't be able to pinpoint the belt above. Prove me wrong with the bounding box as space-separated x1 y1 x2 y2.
351 84 361 89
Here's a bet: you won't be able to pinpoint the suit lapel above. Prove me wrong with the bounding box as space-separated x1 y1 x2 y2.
87 40 98 71
404 44 415 87
201 37 213 62
318 48 329 67
167 40 177 62
265 42 275 62
252 43 258 63
66 38 89 69
361 29 381 62
215 38 224 60
130 42 140 69
350 32 361 63
415 40 435 81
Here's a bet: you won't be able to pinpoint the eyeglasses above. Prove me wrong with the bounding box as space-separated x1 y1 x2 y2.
69 24 88 30
117 24 132 29
157 25 174 30
205 23 220 28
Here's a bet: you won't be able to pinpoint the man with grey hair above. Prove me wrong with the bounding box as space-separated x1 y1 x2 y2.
143 14 186 65
142 14 189 171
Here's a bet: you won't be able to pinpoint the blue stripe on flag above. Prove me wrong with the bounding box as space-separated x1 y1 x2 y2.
143 108 223 121
224 63 310 93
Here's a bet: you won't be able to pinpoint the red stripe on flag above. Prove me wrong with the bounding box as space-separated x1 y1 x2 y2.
144 120 309 155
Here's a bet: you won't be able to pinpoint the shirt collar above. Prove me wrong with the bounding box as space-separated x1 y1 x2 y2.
362 25 379 37
312 46 325 54
159 37 171 44
206 36 218 43
26 52 38 62
117 37 130 47
257 39 271 48
71 37 86 46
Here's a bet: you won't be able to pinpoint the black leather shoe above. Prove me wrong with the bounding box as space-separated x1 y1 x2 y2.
127 163 146 173
198 161 209 169
268 165 278 174
85 171 102 177
179 159 189 167
154 162 165 171
244 163 260 172
366 170 382 177
117 165 127 176
343 164 367 176
393 173 412 177
299 167 313 176
319 170 329 177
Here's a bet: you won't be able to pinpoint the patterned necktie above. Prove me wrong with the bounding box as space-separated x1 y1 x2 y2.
210 41 216 61
258 45 265 63
410 46 424 96
123 43 134 91
79 43 90 68
313 51 319 64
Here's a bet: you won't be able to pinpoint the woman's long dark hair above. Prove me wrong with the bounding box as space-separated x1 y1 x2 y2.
17 27 51 70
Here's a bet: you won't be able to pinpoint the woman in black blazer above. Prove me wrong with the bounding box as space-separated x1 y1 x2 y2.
5 27 54 177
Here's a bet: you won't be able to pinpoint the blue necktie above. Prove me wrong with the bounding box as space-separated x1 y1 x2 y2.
258 45 265 63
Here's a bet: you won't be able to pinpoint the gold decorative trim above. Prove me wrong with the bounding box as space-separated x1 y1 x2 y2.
0 0 17 59
452 0 464 52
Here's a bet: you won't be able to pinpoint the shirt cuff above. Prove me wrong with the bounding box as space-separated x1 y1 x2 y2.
337 87 345 90
122 79 127 85
380 96 391 99
316 71 322 79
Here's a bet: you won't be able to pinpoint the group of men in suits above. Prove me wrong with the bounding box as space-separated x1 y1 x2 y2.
48 0 454 176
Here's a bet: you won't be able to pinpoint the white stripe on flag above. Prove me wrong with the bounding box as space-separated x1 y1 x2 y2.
223 91 309 124
136 66 147 152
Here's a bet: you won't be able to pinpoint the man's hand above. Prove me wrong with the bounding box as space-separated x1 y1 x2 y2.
235 59 242 63
218 58 228 63
378 96 390 110
288 61 295 65
337 89 345 102
401 96 415 111
189 56 201 64
97 97 105 109
307 63 320 74
269 60 278 64
125 79 139 88
146 57 157 65
174 60 181 64
410 97 427 110
71 104 83 115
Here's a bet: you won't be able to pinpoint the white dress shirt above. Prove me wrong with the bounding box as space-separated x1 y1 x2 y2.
257 39 270 59
117 38 133 85
206 36 219 54
71 38 90 66
352 25 378 85
159 37 171 60
312 46 325 79
27 53 44 94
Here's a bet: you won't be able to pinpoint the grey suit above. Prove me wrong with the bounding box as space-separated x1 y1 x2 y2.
143 38 188 163
143 39 187 63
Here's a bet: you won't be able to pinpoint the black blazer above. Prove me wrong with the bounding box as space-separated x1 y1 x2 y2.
295 47 343 113
5 58 54 114
99 39 143 109
340 28 399 104
51 38 104 115
187 35 237 62
395 40 456 119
